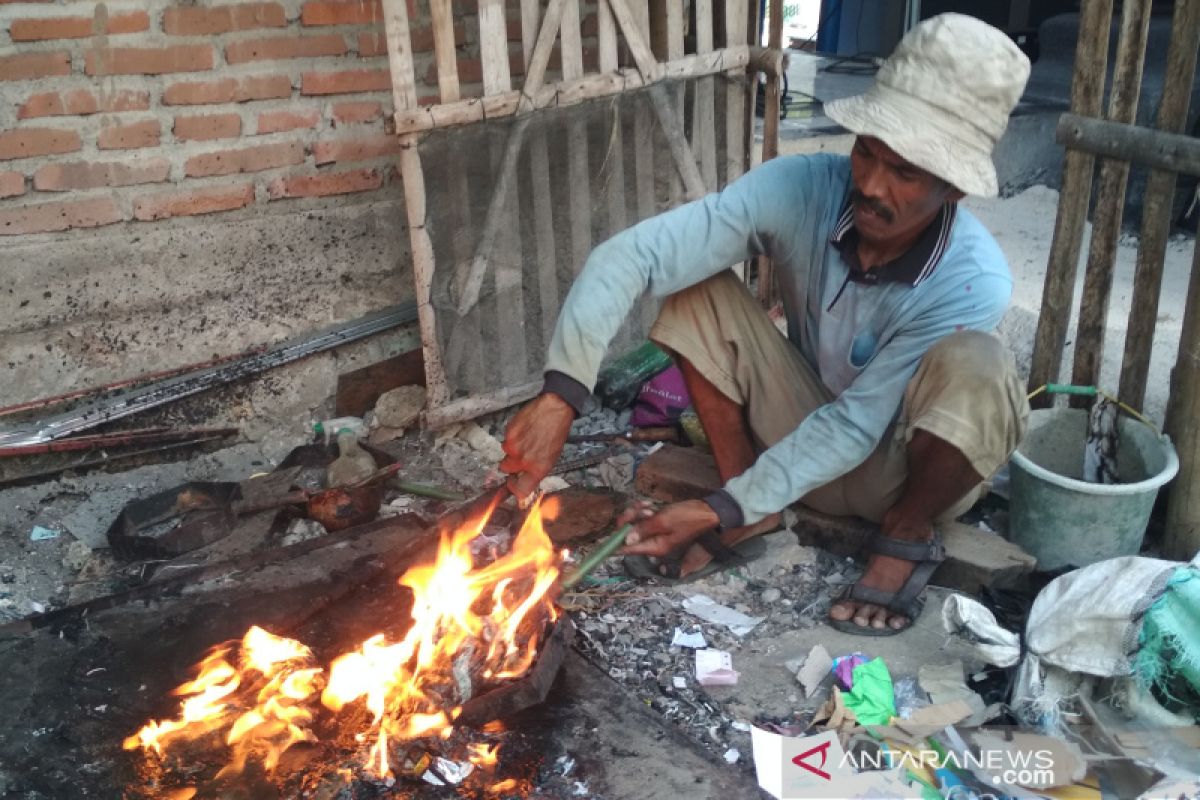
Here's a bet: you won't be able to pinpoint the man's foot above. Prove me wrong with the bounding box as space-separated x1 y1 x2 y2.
668 513 782 578
828 520 937 632
829 552 920 631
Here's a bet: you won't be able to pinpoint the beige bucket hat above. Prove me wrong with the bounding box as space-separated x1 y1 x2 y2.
824 13 1031 197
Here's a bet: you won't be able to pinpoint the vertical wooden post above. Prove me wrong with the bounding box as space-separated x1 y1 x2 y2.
480 0 527 381
430 0 460 101
1119 0 1200 410
667 0 686 202
1069 0 1153 403
562 0 591 276
598 0 619 72
754 0 783 308
692 0 718 189
724 0 748 186
1164 239 1200 560
1026 0 1114 404
383 0 450 407
634 1 659 331
522 0 559 352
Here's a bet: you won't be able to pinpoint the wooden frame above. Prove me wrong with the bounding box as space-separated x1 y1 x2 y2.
1024 0 1200 559
380 0 767 429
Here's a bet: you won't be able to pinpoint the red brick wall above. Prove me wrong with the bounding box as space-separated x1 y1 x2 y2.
0 0 562 236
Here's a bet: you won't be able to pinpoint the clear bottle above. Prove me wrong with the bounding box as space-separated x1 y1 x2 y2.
327 429 376 488
313 416 367 443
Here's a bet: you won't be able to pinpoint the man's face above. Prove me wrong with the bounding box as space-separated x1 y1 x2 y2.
848 136 963 245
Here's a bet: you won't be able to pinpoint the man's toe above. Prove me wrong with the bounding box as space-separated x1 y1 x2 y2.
888 613 910 630
853 603 879 627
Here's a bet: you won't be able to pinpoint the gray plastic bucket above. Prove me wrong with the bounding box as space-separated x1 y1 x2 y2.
1009 407 1179 570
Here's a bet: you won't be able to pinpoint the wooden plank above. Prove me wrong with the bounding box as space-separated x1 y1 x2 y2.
666 0 684 58
335 349 425 417
1164 236 1200 560
1069 0 1154 401
478 0 512 95
1119 0 1200 409
1057 113 1200 177
560 0 585 81
1026 0 1114 403
430 0 460 102
598 0 619 73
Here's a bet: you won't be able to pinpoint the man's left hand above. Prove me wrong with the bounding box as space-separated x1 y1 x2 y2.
619 499 720 557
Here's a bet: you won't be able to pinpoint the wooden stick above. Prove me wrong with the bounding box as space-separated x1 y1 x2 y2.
560 0 585 81
1164 236 1200 560
1119 0 1200 409
567 116 592 274
607 0 662 82
1026 0 1114 404
1069 0 1154 404
424 380 543 429
561 524 632 588
1057 113 1200 178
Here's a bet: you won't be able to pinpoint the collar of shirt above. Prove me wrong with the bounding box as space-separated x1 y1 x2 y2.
829 195 958 287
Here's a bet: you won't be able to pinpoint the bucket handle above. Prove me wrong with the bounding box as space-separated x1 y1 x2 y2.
1027 384 1161 435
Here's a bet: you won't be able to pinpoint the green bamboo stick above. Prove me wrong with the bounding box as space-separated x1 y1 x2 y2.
561 524 633 589
393 480 466 502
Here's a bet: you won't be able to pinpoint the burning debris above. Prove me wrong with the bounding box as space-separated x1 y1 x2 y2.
123 494 567 795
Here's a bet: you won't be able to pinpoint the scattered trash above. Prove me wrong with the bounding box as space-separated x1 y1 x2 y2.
840 657 895 726
629 365 689 427
594 340 673 411
421 757 473 786
280 518 328 547
29 525 60 541
538 475 571 493
761 587 782 604
889 675 929 720
672 676 687 690
722 747 739 764
695 649 738 686
831 652 869 690
682 594 764 637
917 661 992 727
313 416 367 443
792 644 833 698
671 626 707 649
62 539 93 572
750 728 855 799
327 431 377 488
597 452 636 493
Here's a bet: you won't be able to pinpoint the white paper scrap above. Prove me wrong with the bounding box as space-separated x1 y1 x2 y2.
724 748 740 764
682 594 764 636
30 526 60 541
671 626 707 648
695 648 739 686
673 676 687 689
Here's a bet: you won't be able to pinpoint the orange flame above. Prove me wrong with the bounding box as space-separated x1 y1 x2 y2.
125 496 563 782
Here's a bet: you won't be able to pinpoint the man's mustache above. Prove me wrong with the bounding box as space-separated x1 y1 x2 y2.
850 190 895 223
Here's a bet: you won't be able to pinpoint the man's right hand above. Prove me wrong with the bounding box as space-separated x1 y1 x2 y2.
500 393 575 499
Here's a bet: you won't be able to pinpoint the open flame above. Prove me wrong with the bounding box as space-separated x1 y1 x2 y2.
125 495 562 784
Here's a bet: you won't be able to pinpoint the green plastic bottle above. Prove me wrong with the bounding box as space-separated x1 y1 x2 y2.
594 341 673 410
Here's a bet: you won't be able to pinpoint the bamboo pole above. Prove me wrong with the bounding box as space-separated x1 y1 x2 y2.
430 0 460 101
1164 238 1200 559
1069 0 1154 404
382 0 450 407
1026 0 1114 405
1119 0 1200 410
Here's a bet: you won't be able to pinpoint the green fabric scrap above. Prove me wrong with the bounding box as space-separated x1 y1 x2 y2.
843 657 897 725
1135 564 1200 714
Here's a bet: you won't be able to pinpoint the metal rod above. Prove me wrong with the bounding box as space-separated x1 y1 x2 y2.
0 304 417 449
561 524 632 588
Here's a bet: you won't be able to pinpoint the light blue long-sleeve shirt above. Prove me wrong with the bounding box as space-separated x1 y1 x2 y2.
544 154 1012 525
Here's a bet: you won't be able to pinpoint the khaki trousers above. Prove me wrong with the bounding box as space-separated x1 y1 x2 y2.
650 272 1029 523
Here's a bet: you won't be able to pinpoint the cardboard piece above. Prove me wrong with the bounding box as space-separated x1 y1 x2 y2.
695 648 739 686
